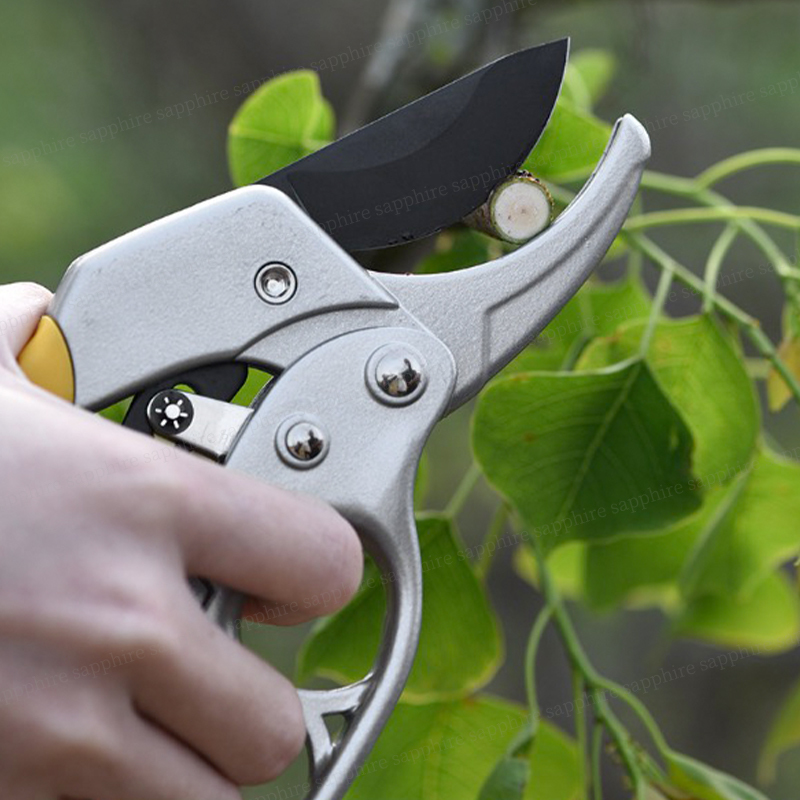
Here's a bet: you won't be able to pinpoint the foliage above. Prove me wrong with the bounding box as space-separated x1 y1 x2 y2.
228 51 800 800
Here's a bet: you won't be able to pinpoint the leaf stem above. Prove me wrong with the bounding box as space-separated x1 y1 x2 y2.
622 231 757 327
573 669 589 800
696 147 800 189
639 264 673 357
641 171 799 282
524 605 553 727
444 462 481 519
703 224 739 313
624 231 800 405
592 689 647 799
591 723 604 800
626 205 800 234
592 678 671 757
530 535 656 798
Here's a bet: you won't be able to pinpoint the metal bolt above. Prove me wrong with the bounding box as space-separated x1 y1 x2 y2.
276 415 329 468
147 390 194 434
367 345 427 406
255 263 297 304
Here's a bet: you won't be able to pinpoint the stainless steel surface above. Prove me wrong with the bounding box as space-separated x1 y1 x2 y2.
377 114 651 413
50 185 398 409
224 327 456 799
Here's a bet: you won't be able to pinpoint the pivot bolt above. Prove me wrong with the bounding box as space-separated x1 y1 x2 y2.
147 390 194 434
255 263 297 304
366 344 427 406
276 415 329 468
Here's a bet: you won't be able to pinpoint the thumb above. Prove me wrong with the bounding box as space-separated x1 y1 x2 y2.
0 281 53 364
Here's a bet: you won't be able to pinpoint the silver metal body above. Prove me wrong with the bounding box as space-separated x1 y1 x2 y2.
43 115 650 799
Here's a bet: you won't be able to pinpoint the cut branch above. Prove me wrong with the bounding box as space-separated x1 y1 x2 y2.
463 171 553 244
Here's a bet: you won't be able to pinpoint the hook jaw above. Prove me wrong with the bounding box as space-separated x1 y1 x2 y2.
376 114 651 413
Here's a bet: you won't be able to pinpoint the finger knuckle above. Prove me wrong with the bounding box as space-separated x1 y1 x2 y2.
96 568 181 661
36 697 121 781
122 455 192 539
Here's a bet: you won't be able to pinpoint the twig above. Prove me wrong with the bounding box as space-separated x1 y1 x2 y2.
638 264 673 357
444 462 481 518
641 171 799 281
696 147 800 189
703 224 738 313
524 604 553 724
623 230 800 409
573 670 589 800
591 724 604 800
625 205 800 234
463 172 553 244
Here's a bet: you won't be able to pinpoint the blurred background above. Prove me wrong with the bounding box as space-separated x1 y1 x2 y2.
2 1 799 798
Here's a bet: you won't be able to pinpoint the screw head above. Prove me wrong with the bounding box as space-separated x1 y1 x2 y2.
255 263 297 304
366 345 427 406
276 415 329 469
147 390 194 434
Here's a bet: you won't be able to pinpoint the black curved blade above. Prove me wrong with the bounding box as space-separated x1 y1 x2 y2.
259 38 569 252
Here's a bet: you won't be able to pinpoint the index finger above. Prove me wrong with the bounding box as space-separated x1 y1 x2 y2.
157 450 364 617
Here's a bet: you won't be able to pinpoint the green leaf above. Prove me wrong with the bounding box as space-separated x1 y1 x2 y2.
767 334 800 412
768 303 800 412
231 367 272 406
473 361 700 552
98 396 133 424
561 50 617 110
675 570 800 653
580 315 760 481
513 542 586 601
678 448 800 600
582 445 800 610
228 70 334 187
478 757 530 800
586 275 652 337
583 500 715 611
759 676 800 784
345 698 578 800
506 276 651 374
665 751 770 800
523 100 611 183
416 229 496 275
297 516 502 701
525 721 582 800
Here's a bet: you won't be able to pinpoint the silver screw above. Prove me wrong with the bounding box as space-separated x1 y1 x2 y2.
255 263 297 304
276 415 329 468
366 345 427 405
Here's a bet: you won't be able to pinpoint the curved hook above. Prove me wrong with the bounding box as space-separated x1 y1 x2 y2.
377 114 651 412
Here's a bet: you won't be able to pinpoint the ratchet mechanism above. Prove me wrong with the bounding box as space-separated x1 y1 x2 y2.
18 38 650 800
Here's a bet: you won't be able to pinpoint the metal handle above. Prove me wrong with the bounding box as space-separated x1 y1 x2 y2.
201 504 422 799
201 326 455 798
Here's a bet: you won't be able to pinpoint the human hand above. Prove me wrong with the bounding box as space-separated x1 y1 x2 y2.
0 282 363 800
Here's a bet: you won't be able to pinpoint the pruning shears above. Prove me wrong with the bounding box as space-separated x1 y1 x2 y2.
17 38 650 800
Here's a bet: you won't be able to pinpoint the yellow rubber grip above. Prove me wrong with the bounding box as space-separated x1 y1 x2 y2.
18 316 75 403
